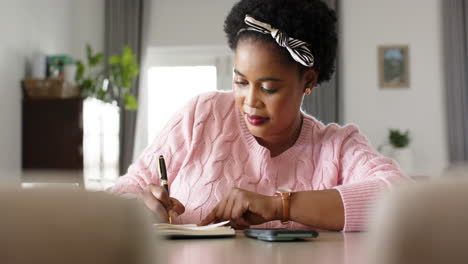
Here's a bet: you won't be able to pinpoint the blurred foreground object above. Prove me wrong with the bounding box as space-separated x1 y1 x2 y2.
0 188 156 264
367 180 468 264
443 162 468 178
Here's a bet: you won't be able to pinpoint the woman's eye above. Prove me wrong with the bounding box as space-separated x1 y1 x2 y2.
262 87 277 94
234 80 248 86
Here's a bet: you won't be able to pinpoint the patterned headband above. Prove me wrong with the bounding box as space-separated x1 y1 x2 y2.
239 15 315 67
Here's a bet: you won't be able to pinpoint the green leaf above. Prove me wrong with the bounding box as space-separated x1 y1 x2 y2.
79 78 95 96
97 89 107 100
89 52 104 67
124 93 138 110
109 55 121 65
123 46 139 77
389 129 410 148
85 79 97 92
123 78 131 90
86 44 93 63
122 46 134 64
75 61 85 81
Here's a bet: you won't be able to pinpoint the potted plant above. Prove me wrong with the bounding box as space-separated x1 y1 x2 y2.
75 44 138 110
380 129 413 175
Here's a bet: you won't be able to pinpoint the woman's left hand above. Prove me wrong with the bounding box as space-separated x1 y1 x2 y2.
199 188 280 229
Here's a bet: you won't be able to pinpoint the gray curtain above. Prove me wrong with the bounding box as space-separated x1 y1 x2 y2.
442 0 468 162
105 0 144 175
301 0 339 124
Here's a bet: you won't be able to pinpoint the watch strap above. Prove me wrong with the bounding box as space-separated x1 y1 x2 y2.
275 191 291 224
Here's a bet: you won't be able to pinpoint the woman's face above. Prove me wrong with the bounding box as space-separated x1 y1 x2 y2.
233 39 316 143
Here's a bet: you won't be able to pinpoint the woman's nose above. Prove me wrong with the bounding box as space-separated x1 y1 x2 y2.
244 85 261 107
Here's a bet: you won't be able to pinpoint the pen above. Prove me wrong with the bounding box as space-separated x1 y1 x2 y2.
158 155 172 224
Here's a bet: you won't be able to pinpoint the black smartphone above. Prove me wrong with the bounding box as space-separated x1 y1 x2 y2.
244 228 319 241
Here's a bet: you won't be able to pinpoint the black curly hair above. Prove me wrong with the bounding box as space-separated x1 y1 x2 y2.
224 0 337 84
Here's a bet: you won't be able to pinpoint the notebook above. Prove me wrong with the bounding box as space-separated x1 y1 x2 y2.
154 220 235 238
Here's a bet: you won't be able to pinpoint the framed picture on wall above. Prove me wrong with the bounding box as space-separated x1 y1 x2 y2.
378 45 410 88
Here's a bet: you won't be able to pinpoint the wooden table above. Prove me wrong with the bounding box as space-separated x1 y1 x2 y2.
158 231 368 264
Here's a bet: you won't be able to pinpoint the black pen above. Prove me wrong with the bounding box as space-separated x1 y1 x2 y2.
158 155 172 223
158 155 169 194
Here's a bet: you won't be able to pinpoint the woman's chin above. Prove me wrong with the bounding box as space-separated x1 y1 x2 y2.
245 121 270 139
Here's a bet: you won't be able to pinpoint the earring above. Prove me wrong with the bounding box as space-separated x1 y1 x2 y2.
305 88 311 95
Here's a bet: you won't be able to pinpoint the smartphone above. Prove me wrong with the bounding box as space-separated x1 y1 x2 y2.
244 228 319 241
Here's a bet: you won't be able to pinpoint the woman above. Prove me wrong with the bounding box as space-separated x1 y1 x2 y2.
111 0 411 231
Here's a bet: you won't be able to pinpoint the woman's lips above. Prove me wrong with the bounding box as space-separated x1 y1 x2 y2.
246 114 269 126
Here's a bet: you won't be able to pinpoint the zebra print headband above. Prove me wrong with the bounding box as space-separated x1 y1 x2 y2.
239 15 315 67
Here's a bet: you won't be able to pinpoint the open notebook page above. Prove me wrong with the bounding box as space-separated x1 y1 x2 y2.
154 220 235 238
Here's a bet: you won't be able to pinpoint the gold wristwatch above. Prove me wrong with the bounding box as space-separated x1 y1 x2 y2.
275 189 292 224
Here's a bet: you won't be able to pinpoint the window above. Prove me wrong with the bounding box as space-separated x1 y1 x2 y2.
133 46 233 159
147 66 217 142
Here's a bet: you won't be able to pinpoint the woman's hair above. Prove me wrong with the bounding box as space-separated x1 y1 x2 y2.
224 0 337 84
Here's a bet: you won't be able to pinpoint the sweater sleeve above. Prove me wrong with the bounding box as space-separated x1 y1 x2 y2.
109 95 199 195
333 126 413 232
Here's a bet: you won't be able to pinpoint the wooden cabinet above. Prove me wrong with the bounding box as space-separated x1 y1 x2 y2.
22 98 83 169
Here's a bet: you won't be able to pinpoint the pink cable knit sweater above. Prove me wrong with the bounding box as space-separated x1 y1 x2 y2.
111 91 411 231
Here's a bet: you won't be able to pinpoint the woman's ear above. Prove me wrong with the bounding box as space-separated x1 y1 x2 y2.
303 69 318 90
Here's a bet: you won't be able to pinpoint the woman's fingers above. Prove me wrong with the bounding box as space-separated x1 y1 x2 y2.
139 188 169 222
222 195 236 221
230 217 250 229
199 198 232 226
199 188 274 227
146 184 171 209
139 184 186 223
205 197 229 224
231 196 246 220
199 207 218 226
169 197 185 216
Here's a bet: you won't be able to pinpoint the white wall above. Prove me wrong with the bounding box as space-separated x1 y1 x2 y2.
340 0 448 176
147 0 238 47
71 0 105 62
0 0 104 174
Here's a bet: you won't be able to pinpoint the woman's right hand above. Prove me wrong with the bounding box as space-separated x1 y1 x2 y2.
138 184 185 223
